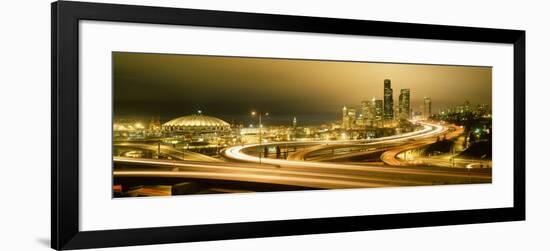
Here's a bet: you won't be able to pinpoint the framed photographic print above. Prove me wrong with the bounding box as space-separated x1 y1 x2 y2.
52 1 525 250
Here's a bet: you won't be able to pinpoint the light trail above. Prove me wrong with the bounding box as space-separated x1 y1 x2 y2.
114 156 490 190
115 170 392 189
114 122 490 191
222 121 445 168
114 157 431 187
380 125 464 167
220 121 490 179
114 142 222 162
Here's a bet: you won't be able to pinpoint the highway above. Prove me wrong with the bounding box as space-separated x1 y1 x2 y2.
113 121 491 193
114 157 424 189
222 121 446 167
114 156 491 190
379 125 464 167
114 142 222 162
410 156 492 168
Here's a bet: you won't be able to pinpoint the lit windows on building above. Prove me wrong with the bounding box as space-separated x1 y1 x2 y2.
399 89 411 120
383 79 394 120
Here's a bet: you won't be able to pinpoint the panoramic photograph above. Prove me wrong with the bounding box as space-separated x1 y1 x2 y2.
112 52 493 198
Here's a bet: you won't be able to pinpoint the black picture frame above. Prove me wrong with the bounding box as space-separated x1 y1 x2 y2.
51 1 525 250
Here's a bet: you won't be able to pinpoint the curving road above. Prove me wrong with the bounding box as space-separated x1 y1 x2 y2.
114 142 222 162
114 155 491 190
222 121 446 167
380 125 464 166
114 122 491 191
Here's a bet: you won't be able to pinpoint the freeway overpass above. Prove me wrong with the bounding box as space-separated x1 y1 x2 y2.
114 142 221 162
113 121 491 194
222 121 447 166
114 155 491 192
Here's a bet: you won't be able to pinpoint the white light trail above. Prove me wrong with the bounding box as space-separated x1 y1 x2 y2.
223 121 445 168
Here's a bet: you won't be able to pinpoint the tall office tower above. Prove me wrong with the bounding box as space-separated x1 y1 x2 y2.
399 89 411 119
374 99 383 121
292 116 297 128
348 108 357 126
361 100 369 119
423 97 432 120
361 100 371 126
342 106 350 129
383 79 394 120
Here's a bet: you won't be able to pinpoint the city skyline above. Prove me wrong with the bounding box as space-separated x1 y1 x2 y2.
113 52 492 125
112 52 492 197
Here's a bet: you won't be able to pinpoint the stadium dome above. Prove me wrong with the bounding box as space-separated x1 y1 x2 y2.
162 114 231 133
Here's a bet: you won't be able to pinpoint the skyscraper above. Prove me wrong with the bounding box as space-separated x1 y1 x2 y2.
342 106 356 129
361 100 372 126
342 106 351 129
348 108 356 125
399 89 411 120
423 97 432 119
374 99 383 121
361 100 369 118
383 79 394 120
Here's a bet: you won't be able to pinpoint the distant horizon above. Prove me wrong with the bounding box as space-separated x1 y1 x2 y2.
113 52 492 125
113 97 490 127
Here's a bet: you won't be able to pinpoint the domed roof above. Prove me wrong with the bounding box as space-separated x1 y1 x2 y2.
163 114 230 128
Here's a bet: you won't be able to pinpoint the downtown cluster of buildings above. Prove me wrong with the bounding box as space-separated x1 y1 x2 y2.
113 78 492 150
113 79 437 147
433 100 491 123
341 79 432 129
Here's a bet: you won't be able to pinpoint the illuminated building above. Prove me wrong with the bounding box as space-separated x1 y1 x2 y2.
361 100 372 126
348 108 356 123
341 106 357 129
374 99 383 123
348 108 357 128
412 111 423 120
362 98 382 127
113 119 145 139
147 116 162 136
383 79 394 120
399 89 411 119
162 113 231 134
462 100 472 113
423 97 432 119
148 116 161 131
342 106 350 129
476 104 490 116
356 113 365 126
433 102 492 123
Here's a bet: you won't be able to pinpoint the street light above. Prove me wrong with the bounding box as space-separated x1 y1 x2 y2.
251 111 269 164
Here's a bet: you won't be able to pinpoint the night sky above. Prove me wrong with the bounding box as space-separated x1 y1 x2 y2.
113 52 492 125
